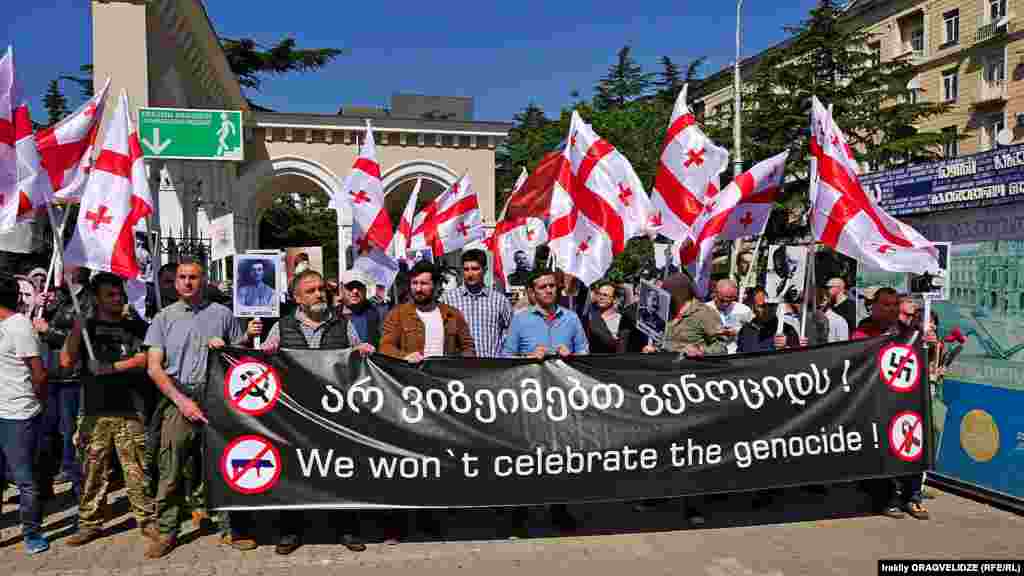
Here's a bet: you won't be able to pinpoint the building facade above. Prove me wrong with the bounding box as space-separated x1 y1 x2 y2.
696 0 1024 160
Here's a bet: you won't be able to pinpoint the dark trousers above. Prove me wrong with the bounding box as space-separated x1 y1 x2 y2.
889 474 924 506
0 414 43 536
39 382 82 501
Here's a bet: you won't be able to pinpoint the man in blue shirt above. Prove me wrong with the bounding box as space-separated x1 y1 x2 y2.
503 270 589 358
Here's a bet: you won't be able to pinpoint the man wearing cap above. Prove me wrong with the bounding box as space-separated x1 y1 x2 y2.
341 270 384 348
28 268 47 295
440 249 511 358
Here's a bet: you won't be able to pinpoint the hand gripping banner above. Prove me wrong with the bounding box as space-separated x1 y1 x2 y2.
206 335 930 510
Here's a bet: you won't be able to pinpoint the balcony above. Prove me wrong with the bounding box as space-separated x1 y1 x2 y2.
976 20 1014 44
973 80 1008 108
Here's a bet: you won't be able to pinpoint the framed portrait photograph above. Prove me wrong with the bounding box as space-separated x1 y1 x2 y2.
234 253 281 318
637 281 670 342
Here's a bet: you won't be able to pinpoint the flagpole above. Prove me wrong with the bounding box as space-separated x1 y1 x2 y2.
43 202 96 361
38 204 73 318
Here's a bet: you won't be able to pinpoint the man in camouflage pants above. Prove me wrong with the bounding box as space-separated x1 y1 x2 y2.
60 273 157 547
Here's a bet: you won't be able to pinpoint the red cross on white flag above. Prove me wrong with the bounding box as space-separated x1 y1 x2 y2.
64 90 153 279
387 177 421 263
651 85 730 244
683 150 789 296
548 110 652 285
35 77 112 203
808 96 938 273
0 46 48 233
410 172 482 256
338 120 394 255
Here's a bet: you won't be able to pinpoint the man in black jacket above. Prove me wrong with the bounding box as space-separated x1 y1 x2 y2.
262 270 372 554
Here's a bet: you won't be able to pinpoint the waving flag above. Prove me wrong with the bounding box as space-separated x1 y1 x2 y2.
410 172 483 256
549 111 651 285
36 78 111 202
64 90 153 278
809 97 937 273
489 216 548 285
341 121 393 254
683 151 789 296
651 84 730 243
387 177 421 263
0 47 17 228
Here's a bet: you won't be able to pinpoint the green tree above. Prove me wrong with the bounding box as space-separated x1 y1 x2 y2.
220 37 346 92
60 64 94 101
593 46 654 110
43 79 69 126
258 190 340 277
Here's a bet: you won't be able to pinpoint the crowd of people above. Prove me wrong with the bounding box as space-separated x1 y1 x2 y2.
0 248 946 559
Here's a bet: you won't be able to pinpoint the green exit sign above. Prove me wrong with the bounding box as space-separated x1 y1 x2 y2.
137 107 244 161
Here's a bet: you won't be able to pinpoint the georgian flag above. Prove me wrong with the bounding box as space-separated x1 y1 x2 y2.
410 172 483 256
36 78 111 202
549 110 650 285
0 46 50 233
0 47 19 229
809 97 937 273
651 84 730 242
387 177 420 263
340 121 394 254
683 151 789 296
64 90 153 279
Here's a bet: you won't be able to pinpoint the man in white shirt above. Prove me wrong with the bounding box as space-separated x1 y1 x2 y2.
705 279 753 354
0 275 50 555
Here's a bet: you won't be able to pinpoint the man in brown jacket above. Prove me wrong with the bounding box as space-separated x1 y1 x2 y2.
380 261 476 362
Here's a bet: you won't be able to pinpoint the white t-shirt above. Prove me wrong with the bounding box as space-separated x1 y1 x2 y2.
825 309 849 343
0 314 42 420
416 307 445 358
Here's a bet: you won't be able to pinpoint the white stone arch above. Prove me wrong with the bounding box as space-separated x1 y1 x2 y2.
381 159 458 197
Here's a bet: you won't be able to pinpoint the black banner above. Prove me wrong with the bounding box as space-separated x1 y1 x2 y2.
205 335 930 510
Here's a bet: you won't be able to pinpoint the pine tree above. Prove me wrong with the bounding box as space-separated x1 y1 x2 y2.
221 37 346 92
43 79 69 126
655 56 683 98
594 46 654 110
60 64 94 101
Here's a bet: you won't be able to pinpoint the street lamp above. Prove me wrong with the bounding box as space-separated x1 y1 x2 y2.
734 0 744 179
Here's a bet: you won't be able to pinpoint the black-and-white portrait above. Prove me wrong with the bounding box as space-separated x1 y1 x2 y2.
637 281 670 341
506 249 533 287
909 242 950 300
766 245 808 303
234 253 280 317
410 247 434 266
135 231 153 283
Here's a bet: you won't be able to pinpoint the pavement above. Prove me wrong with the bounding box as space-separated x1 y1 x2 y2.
2 481 1021 575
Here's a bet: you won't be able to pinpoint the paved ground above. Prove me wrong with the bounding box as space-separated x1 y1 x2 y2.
2 482 1021 575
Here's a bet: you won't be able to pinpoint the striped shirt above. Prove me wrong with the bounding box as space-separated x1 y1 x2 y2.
440 285 512 358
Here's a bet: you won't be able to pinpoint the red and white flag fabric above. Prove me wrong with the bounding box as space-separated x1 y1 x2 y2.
64 90 153 279
549 110 651 285
387 177 421 263
651 84 730 243
683 151 789 296
489 216 548 285
809 97 937 273
340 121 393 254
498 166 528 220
410 172 483 256
0 47 15 226
36 78 111 202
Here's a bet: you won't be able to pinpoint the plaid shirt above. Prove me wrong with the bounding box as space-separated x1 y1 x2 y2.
440 285 512 357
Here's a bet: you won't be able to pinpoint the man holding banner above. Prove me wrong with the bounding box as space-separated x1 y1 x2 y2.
143 262 261 559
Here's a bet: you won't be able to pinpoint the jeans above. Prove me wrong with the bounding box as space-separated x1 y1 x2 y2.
0 414 43 536
41 382 82 501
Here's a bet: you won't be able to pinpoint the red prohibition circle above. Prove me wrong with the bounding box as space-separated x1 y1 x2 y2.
220 434 282 495
224 359 281 417
878 343 920 394
887 410 924 463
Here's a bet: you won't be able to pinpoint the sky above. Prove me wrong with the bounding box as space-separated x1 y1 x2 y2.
5 0 821 123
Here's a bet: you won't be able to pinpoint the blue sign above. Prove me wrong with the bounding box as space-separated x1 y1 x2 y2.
860 143 1024 216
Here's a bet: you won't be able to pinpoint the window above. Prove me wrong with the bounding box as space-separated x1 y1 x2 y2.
985 55 1006 84
943 69 959 102
943 126 959 158
983 113 1006 150
911 27 925 53
943 10 960 45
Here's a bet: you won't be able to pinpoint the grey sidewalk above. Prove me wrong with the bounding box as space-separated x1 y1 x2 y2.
2 483 1021 575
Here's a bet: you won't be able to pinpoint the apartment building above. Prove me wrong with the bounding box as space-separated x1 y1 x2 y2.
696 0 1023 159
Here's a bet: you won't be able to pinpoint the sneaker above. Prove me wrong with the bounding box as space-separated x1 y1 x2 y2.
221 533 257 551
24 533 49 555
275 534 300 556
905 502 930 520
341 533 366 552
882 505 906 519
144 534 176 559
686 510 706 527
67 529 102 547
53 472 70 485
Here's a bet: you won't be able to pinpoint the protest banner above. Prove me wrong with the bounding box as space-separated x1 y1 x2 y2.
206 335 929 510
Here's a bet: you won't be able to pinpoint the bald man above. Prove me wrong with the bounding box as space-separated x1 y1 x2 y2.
706 279 753 354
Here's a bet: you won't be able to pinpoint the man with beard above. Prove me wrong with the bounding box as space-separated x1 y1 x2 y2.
380 261 475 362
262 269 373 554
